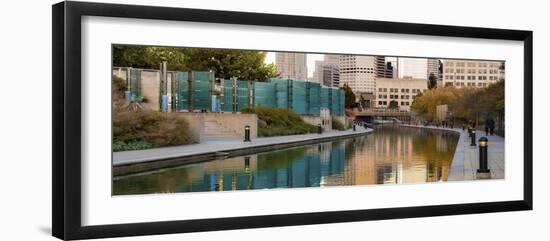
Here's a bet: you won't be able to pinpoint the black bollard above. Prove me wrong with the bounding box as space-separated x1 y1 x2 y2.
244 125 251 142
477 136 490 174
470 129 476 146
353 123 356 131
318 124 322 134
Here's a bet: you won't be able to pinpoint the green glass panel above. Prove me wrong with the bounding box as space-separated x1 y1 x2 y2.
192 71 212 111
176 72 189 111
254 82 276 108
222 80 234 112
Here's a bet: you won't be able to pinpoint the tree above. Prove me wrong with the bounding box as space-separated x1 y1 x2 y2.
411 81 504 124
112 45 187 70
181 49 279 81
388 100 398 109
113 46 279 81
411 86 463 121
428 73 438 89
342 84 356 109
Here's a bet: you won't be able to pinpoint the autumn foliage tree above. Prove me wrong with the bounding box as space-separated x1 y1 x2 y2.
411 81 504 125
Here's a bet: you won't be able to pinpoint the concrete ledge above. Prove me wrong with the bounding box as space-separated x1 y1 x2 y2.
113 128 373 176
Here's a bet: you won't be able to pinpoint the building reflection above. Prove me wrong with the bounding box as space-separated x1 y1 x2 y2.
113 126 459 195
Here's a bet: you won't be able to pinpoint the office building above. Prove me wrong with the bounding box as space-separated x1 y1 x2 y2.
397 57 428 79
339 55 376 94
275 53 307 80
441 60 504 88
313 57 340 87
374 78 428 111
375 56 394 78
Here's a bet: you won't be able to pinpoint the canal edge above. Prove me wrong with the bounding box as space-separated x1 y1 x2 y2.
113 129 374 177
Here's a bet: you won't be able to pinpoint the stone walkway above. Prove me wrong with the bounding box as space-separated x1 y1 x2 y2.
402 125 505 181
113 127 373 166
449 128 505 181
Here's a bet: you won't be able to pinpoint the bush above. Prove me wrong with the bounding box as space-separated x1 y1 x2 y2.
113 109 193 149
242 107 318 137
112 75 126 99
113 140 158 152
332 117 346 131
112 103 195 152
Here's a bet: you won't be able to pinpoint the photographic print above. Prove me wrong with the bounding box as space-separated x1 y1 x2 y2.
111 45 505 195
52 2 532 239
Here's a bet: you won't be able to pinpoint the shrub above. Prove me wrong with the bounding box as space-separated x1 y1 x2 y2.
113 140 158 152
112 75 126 96
332 116 346 131
111 75 194 151
242 107 317 137
113 109 193 149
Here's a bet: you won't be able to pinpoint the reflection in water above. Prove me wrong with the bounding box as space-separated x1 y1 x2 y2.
113 126 459 195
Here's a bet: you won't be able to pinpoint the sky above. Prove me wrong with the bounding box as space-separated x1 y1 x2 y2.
265 52 324 78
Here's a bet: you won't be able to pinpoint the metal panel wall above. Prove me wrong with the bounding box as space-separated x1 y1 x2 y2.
192 71 213 111
254 82 276 108
176 72 189 110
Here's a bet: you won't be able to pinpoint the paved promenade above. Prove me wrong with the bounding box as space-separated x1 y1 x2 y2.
113 127 372 167
402 124 504 181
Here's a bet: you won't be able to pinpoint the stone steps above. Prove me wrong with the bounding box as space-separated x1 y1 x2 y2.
203 120 240 138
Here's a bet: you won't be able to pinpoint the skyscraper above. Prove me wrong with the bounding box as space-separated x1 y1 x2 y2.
324 54 340 65
275 53 307 80
375 56 394 78
339 55 376 94
427 58 441 81
312 54 340 87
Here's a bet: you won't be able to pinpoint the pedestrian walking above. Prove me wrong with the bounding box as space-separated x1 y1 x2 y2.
488 118 495 136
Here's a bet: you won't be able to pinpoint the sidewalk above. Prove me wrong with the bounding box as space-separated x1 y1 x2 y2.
113 127 373 166
448 128 505 181
401 124 504 181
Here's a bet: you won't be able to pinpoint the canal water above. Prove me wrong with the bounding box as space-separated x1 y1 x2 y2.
113 126 459 195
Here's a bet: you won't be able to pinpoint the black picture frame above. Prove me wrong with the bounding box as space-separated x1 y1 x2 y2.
52 1 533 240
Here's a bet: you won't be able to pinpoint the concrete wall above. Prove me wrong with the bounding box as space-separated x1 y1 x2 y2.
176 112 258 140
140 70 160 110
203 113 258 138
112 68 128 81
302 116 332 131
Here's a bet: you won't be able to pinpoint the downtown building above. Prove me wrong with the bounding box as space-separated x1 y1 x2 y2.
374 78 428 111
339 55 376 94
397 57 428 79
275 52 307 80
375 56 395 78
441 59 504 88
313 54 340 87
427 58 442 81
